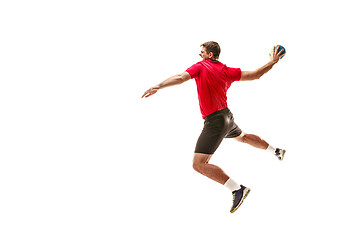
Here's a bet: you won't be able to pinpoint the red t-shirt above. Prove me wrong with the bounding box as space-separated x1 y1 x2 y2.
186 60 241 118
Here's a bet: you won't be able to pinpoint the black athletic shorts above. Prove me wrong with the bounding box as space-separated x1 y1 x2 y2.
195 107 242 154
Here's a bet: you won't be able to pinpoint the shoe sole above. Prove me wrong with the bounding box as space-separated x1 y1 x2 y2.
230 188 251 213
280 150 286 161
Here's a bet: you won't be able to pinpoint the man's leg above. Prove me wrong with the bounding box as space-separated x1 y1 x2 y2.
234 133 269 149
234 133 286 160
193 109 252 212
192 152 250 213
192 153 229 185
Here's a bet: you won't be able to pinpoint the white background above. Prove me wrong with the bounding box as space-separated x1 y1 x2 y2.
1 0 359 239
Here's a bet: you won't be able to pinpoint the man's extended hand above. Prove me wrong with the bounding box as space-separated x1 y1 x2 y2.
141 86 160 98
141 72 191 98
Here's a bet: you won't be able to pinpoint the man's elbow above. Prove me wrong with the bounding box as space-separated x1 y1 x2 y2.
176 74 186 83
241 71 260 81
179 72 191 83
250 70 265 80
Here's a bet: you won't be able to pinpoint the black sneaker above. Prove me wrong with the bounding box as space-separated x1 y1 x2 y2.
230 185 251 213
275 148 286 161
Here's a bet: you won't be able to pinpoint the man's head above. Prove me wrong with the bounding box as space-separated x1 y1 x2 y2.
199 41 221 60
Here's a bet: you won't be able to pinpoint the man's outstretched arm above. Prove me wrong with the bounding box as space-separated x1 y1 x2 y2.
142 72 191 98
240 46 285 81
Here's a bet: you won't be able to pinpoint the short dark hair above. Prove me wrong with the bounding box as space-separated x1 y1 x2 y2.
201 41 221 59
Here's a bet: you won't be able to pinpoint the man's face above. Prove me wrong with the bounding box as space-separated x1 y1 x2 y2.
199 47 213 60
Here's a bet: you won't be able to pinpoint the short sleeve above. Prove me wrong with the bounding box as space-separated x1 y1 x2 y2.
186 63 201 79
227 67 242 82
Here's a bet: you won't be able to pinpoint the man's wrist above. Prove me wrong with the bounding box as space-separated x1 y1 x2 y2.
269 59 278 65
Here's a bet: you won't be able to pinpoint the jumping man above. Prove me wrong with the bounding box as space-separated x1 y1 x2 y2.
142 41 286 213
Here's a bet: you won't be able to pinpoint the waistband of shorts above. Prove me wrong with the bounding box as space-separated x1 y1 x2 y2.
204 107 230 121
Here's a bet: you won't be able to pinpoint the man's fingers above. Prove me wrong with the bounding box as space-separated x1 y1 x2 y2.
146 92 154 98
142 87 159 98
272 46 277 55
142 89 155 98
142 89 151 98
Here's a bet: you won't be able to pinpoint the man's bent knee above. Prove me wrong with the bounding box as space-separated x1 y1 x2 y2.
193 153 212 173
193 162 202 173
235 132 247 143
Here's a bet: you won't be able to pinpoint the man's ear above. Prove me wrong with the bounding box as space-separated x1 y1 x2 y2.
209 52 214 59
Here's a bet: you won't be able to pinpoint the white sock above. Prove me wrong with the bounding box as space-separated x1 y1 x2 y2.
266 144 276 155
224 178 241 192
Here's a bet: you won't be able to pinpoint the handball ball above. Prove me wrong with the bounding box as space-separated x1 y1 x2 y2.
270 45 286 59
